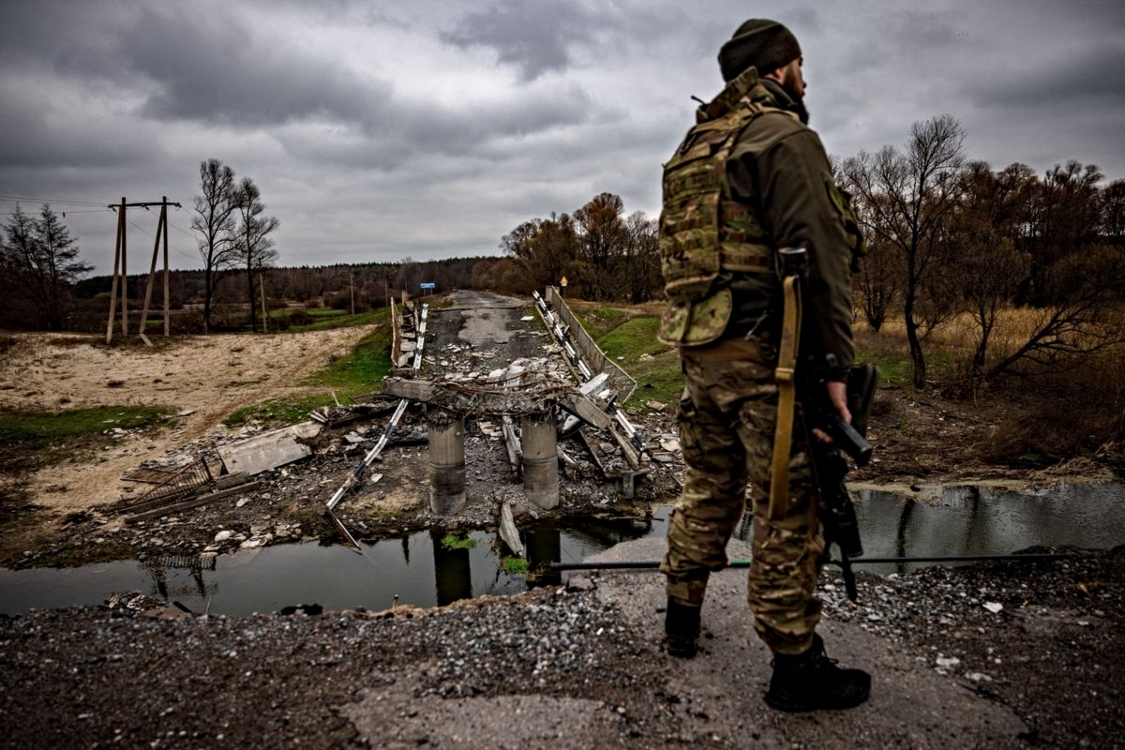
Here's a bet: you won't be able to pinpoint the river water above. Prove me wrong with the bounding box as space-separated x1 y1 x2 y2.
1 483 1122 616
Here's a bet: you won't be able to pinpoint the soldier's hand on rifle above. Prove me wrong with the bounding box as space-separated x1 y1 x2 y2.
812 380 852 443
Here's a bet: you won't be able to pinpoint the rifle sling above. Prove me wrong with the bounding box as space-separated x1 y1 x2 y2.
767 274 801 523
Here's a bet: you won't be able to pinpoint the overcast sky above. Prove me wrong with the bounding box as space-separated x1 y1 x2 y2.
2 0 1123 276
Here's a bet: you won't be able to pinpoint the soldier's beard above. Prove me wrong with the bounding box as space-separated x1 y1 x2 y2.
781 83 810 124
773 65 809 124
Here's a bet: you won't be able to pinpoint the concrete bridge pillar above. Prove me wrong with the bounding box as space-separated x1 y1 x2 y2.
521 410 559 509
428 408 466 514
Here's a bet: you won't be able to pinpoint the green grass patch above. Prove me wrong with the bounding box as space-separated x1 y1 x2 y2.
222 394 336 429
304 324 394 393
572 305 632 339
0 406 173 474
592 316 682 407
440 533 476 550
598 316 670 361
856 349 912 389
625 349 684 406
288 309 387 332
500 556 529 574
855 345 958 390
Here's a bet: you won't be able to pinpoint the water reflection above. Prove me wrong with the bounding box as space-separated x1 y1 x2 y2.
732 483 1124 573
2 485 1120 615
431 529 472 606
0 513 665 617
853 482 1125 573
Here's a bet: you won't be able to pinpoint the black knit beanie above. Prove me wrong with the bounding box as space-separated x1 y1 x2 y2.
718 19 801 82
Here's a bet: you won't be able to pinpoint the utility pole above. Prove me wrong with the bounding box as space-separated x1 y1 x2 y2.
260 269 269 334
107 197 181 344
106 197 125 344
163 196 170 336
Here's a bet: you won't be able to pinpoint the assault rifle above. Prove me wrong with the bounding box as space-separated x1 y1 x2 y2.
777 246 876 603
800 356 878 602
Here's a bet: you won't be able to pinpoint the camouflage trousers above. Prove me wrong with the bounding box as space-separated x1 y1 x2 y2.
660 337 824 655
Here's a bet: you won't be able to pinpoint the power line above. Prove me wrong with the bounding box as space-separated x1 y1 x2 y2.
166 217 198 239
123 216 200 263
0 194 107 208
0 209 114 218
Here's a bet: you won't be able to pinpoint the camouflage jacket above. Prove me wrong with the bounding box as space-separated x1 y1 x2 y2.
659 70 862 381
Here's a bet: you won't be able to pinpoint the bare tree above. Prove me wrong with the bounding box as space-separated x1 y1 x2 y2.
191 159 240 332
0 203 92 330
947 164 1032 384
848 192 901 331
623 211 660 303
1023 160 1103 305
575 192 627 301
841 114 966 387
982 245 1124 384
232 178 280 333
500 213 579 295
1101 179 1125 243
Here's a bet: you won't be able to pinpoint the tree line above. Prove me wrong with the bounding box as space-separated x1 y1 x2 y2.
490 192 663 303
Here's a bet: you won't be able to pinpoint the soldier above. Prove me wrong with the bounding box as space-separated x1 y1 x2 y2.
657 19 869 711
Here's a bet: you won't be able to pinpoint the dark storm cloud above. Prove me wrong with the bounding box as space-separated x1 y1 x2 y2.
440 0 610 81
276 81 596 171
969 40 1125 108
0 109 155 171
94 6 385 127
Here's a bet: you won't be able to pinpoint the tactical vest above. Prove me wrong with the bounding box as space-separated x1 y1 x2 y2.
657 73 798 347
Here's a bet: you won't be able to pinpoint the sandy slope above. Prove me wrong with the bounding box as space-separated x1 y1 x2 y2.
0 327 376 515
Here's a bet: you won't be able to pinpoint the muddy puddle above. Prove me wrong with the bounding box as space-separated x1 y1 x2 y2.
0 512 669 617
2 483 1122 616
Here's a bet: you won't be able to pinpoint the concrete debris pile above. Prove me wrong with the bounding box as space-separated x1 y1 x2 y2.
207 522 305 552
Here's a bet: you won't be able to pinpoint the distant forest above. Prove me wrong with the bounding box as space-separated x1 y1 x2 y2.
62 256 505 333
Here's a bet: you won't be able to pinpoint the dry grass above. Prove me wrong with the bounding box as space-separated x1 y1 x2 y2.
854 305 1125 471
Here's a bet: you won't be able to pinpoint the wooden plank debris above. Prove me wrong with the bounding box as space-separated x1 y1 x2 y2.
499 501 525 558
125 481 261 524
502 416 521 472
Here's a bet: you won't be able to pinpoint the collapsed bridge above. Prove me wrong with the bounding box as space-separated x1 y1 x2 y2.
324 288 665 543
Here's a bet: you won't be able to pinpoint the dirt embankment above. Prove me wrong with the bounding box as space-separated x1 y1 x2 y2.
0 327 373 557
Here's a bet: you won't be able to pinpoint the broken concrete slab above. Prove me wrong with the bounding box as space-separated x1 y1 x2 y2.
217 421 321 476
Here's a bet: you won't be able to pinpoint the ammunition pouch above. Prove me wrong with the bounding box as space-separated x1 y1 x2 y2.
657 287 734 347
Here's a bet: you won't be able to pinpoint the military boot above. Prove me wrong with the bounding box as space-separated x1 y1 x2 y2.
663 599 701 658
765 635 870 711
